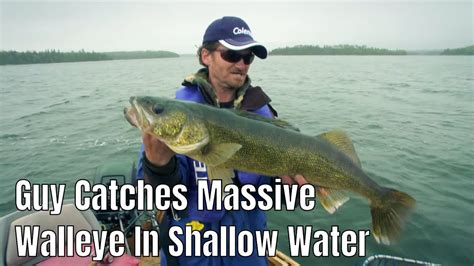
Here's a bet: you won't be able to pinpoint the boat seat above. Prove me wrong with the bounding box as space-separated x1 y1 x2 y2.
0 201 101 266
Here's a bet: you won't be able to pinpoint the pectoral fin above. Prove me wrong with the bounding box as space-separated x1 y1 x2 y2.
317 130 361 167
316 187 350 214
207 166 235 181
199 143 242 166
208 166 235 197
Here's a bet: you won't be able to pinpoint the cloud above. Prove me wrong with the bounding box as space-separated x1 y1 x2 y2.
1 1 472 52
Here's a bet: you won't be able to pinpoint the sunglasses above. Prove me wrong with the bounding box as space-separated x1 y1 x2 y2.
216 49 255 65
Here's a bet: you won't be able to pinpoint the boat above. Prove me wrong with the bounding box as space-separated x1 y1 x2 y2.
0 161 300 266
361 254 440 266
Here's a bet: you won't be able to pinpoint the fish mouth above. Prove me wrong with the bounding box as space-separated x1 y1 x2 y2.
123 106 138 127
124 96 153 131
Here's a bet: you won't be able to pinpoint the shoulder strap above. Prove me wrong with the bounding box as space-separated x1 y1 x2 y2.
240 86 278 117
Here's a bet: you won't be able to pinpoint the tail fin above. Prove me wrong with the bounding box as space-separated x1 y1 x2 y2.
371 189 416 245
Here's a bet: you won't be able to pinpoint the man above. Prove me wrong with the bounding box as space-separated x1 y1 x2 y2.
137 16 306 265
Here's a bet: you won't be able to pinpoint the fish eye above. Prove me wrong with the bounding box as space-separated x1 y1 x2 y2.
153 105 164 114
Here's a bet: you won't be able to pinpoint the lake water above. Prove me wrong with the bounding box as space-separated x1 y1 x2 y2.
0 56 473 265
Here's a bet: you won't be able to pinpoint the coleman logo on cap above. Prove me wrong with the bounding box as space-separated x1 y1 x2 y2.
233 27 252 37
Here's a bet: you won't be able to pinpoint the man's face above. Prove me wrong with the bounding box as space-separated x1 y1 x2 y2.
202 45 253 91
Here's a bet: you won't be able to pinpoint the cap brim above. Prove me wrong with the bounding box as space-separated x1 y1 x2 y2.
219 40 268 59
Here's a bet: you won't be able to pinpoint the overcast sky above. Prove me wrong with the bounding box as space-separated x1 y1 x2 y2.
1 1 472 53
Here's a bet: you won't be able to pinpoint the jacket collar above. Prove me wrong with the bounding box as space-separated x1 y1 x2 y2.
182 68 250 109
182 68 276 116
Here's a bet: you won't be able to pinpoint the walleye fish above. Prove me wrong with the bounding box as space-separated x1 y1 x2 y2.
124 96 415 245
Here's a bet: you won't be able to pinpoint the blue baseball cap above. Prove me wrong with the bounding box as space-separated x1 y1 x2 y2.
202 16 268 59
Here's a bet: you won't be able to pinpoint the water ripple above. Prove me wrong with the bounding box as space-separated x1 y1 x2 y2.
1 56 472 265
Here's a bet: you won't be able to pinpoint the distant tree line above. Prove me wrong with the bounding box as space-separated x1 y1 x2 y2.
103 51 179 60
269 45 407 55
0 50 109 65
0 50 179 65
441 45 474 55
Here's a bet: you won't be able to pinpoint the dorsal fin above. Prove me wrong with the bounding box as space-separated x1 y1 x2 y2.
317 130 361 167
230 109 300 132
